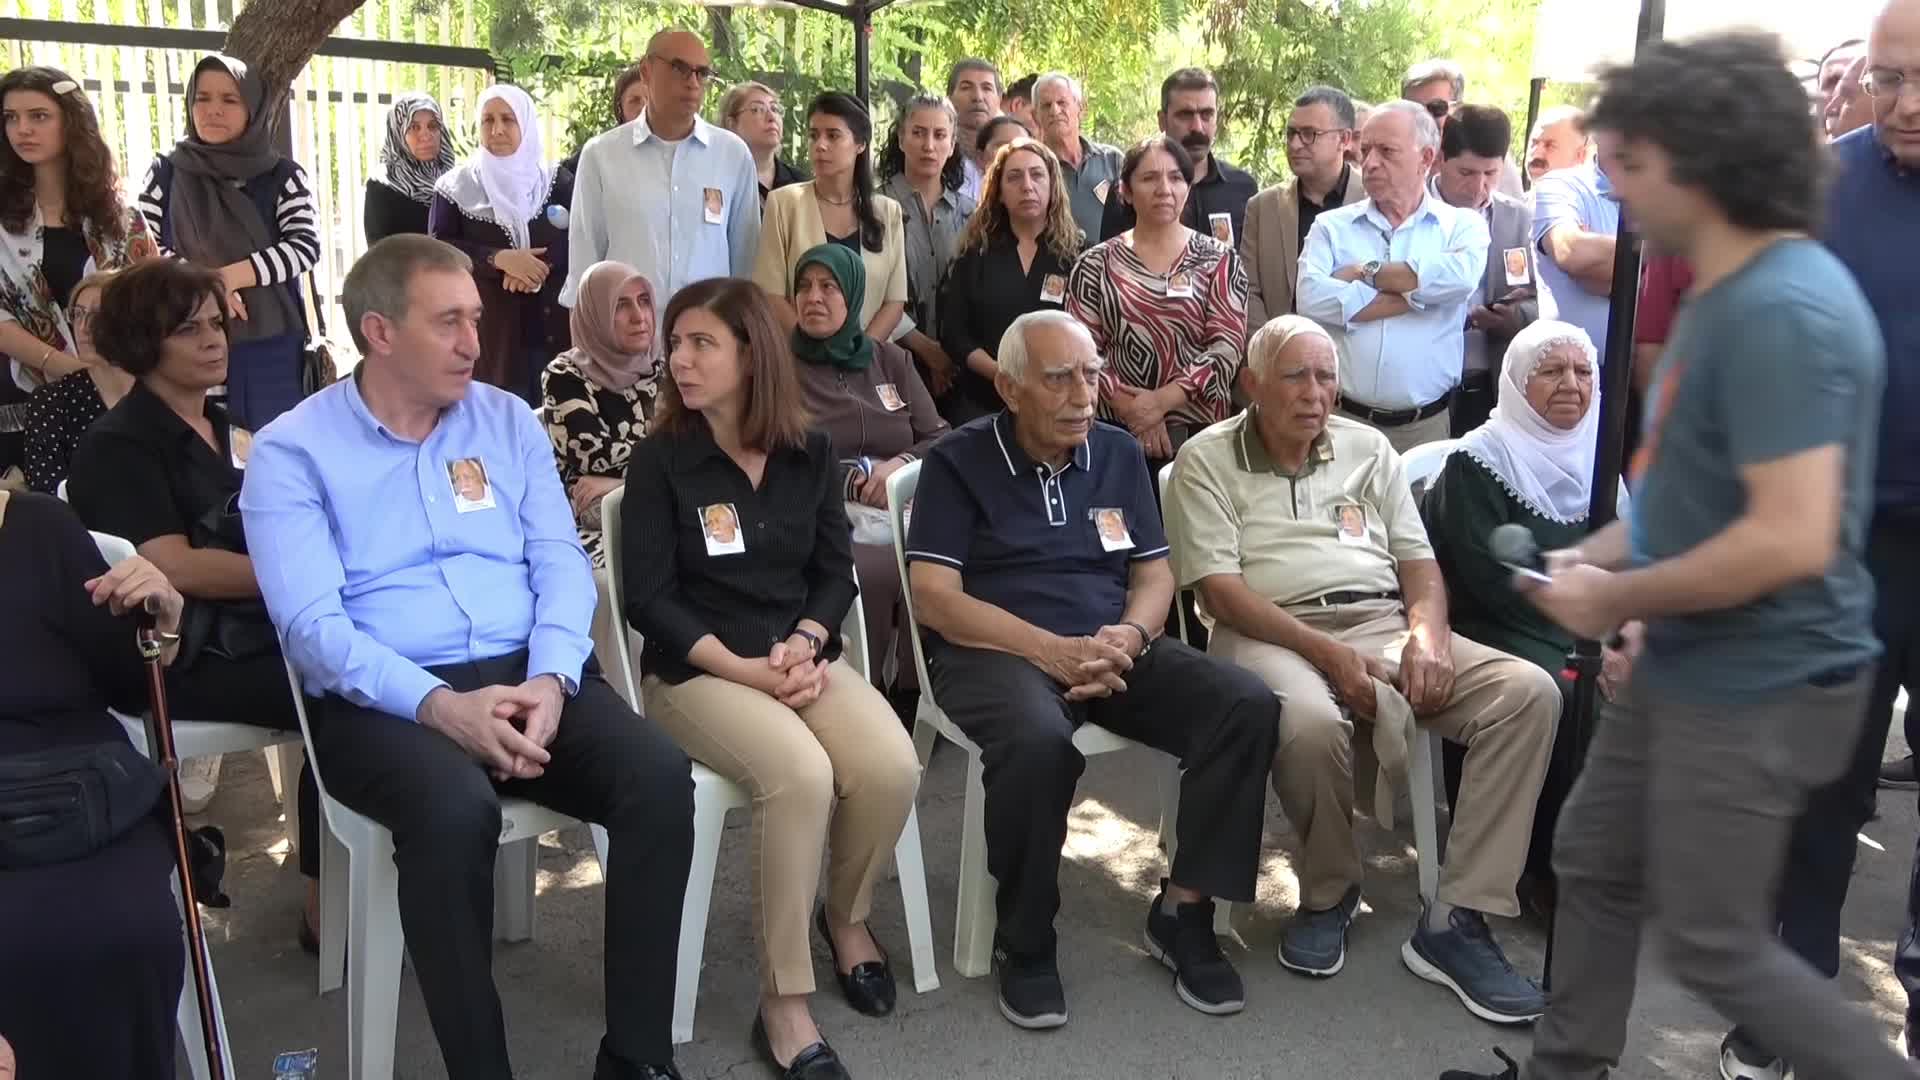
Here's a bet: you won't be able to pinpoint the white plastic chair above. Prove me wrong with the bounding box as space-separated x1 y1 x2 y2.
90 528 288 1080
283 654 610 1080
601 484 938 1044
887 460 1221 978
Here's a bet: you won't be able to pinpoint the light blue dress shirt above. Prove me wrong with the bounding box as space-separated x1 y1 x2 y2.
561 110 762 309
1296 191 1490 410
240 375 596 721
1530 161 1620 358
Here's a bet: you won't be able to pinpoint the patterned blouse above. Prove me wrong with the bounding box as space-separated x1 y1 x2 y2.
1066 230 1249 430
540 349 658 567
23 369 113 494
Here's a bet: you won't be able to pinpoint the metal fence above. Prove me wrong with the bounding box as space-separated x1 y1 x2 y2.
2 0 578 344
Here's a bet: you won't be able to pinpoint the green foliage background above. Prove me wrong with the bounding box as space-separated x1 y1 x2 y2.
483 0 1556 184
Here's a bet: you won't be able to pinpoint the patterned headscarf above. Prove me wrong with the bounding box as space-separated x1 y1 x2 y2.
371 92 456 205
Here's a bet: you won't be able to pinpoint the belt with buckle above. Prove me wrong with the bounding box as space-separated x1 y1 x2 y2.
1338 394 1452 428
1297 590 1402 608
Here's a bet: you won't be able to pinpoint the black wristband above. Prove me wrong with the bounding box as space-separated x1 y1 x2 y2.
791 627 824 656
1121 620 1154 657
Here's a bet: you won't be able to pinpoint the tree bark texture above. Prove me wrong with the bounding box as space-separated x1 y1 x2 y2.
222 0 372 127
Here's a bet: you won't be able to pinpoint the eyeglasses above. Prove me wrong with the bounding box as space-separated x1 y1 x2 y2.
67 304 95 326
649 55 715 85
737 101 783 120
1862 66 1920 100
1285 126 1346 147
1423 99 1452 119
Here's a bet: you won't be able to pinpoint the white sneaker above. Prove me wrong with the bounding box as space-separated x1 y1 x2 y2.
178 754 223 814
1720 1033 1789 1080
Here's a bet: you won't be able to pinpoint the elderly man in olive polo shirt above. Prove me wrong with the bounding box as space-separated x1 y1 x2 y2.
1163 314 1558 1026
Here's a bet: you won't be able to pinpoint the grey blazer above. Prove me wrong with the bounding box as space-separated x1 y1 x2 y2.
1478 190 1542 367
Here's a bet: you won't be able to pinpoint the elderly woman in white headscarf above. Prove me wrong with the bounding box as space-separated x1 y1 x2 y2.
365 92 457 244
1421 318 1631 902
428 84 572 401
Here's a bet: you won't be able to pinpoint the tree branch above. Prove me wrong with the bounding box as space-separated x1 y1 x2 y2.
223 0 371 126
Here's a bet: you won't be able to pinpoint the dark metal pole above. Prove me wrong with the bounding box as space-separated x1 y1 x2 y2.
1523 77 1546 192
853 3 872 105
1543 0 1664 992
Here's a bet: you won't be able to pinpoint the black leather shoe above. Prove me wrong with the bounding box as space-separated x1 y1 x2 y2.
752 1015 852 1079
816 906 897 1017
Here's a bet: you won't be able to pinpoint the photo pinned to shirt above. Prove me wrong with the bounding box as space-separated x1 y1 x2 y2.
1093 179 1111 205
446 457 496 513
1166 270 1196 299
702 187 725 224
875 383 906 412
700 502 746 556
1333 503 1368 546
1209 212 1234 245
1090 506 1134 552
1039 273 1067 305
1502 246 1530 287
228 426 254 471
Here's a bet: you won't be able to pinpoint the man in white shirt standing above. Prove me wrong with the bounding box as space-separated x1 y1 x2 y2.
564 29 760 310
1297 100 1489 452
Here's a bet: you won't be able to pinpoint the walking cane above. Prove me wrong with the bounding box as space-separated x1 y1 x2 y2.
137 603 230 1080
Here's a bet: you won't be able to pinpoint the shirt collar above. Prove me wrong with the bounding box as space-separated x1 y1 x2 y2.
1235 407 1334 476
884 172 959 212
343 367 463 444
1299 163 1352 210
120 380 219 448
991 410 1091 477
634 110 711 148
1363 188 1443 232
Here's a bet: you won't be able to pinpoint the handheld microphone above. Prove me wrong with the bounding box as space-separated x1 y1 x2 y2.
1489 523 1553 585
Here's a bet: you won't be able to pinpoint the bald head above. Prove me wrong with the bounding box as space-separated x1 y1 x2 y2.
1869 0 1920 165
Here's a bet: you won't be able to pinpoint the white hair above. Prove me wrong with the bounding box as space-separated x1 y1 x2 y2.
997 310 1096 382
1246 315 1337 378
1374 99 1442 152
1401 58 1466 100
1033 71 1085 105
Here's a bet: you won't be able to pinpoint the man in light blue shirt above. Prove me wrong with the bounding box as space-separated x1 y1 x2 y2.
1531 156 1621 357
1298 100 1489 452
241 235 694 1080
562 29 760 310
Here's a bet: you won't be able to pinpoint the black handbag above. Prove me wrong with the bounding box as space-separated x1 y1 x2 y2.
178 493 279 669
0 740 166 869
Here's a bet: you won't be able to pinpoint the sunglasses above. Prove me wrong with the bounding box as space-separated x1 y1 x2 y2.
1424 99 1452 120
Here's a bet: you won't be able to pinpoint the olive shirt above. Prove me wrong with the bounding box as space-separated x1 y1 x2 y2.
1164 411 1432 624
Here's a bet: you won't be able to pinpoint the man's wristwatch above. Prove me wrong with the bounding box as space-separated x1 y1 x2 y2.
1362 259 1384 287
1121 621 1154 658
546 673 578 699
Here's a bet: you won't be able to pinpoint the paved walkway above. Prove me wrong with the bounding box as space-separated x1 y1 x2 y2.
194 728 1914 1079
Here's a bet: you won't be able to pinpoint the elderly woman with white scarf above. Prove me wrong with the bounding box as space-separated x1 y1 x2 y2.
429 84 572 401
1421 319 1635 903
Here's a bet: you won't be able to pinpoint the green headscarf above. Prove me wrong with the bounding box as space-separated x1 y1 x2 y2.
790 243 874 371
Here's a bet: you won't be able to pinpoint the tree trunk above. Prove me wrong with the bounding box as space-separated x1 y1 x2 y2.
223 0 372 126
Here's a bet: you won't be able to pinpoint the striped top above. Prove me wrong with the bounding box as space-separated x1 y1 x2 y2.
1066 230 1248 429
136 157 321 287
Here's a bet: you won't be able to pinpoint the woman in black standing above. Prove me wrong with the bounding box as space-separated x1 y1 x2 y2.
364 92 456 244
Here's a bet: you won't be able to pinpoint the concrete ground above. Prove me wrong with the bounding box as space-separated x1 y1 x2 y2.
190 725 1915 1080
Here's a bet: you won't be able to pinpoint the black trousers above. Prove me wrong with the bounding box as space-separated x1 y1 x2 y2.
927 636 1278 955
167 648 320 878
1449 370 1496 438
308 651 695 1079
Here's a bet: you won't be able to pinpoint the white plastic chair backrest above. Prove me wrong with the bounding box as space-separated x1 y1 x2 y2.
600 481 872 700
279 651 347 827
885 461 936 698
1615 483 1631 524
1399 437 1462 493
91 530 135 565
57 478 69 502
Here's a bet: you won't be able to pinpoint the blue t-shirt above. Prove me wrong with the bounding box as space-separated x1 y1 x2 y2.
1629 238 1884 701
1530 161 1621 358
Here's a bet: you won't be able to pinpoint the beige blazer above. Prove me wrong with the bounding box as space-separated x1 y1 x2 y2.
1239 165 1367 331
753 181 909 332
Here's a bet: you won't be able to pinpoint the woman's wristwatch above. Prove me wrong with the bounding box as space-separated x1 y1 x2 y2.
791 627 824 657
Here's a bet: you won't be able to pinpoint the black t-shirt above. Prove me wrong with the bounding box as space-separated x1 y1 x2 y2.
42 224 90 308
1297 163 1353 250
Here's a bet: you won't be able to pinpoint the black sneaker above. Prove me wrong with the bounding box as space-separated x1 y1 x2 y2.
1143 878 1246 1016
1403 903 1546 1025
1278 885 1362 977
1881 754 1918 790
993 943 1068 1030
1438 1046 1519 1080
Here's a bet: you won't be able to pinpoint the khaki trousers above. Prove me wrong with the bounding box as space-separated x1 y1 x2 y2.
590 566 646 709
642 659 921 995
1209 599 1558 915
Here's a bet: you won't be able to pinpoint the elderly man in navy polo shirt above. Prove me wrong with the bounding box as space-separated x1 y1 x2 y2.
905 309 1279 1031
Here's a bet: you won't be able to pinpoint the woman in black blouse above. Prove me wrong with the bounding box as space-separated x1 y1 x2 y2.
23 268 133 492
63 258 321 947
364 92 456 244
937 136 1082 423
0 490 187 1079
621 278 919 1080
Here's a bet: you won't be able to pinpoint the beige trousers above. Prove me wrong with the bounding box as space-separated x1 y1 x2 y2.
590 566 646 708
1210 599 1558 916
642 659 921 995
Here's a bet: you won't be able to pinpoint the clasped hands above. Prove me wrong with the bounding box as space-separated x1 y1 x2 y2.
418 675 567 782
495 247 551 294
1108 383 1177 460
1036 624 1147 702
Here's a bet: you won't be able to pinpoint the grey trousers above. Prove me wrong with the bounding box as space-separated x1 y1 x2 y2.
1526 671 1909 1080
